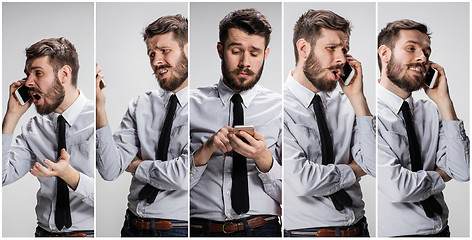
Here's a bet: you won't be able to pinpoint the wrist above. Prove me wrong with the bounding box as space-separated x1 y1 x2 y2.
254 148 273 173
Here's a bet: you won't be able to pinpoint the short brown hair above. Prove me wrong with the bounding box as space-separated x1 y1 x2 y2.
26 37 80 87
293 10 351 63
143 14 188 48
377 19 430 69
219 8 272 48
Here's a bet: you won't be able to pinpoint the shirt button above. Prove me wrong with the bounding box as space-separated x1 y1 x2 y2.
268 192 272 195
192 169 197 172
435 227 439 231
420 198 423 201
52 227 56 230
190 173 194 177
139 211 143 215
347 219 352 223
327 191 331 194
460 123 464 128
226 212 231 217
227 168 231 173
226 191 230 195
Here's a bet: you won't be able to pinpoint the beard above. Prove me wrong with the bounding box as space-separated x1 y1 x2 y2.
154 52 188 92
221 57 264 92
386 52 425 92
34 75 65 115
303 51 341 92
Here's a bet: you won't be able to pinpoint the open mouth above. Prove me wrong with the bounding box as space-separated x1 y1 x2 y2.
332 70 341 81
31 93 41 104
409 66 424 75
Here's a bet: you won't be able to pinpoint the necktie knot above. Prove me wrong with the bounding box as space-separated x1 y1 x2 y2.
169 94 178 106
231 93 243 105
401 101 411 115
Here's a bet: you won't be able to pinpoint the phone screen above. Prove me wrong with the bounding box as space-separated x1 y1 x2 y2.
424 67 436 86
17 85 32 102
341 63 354 85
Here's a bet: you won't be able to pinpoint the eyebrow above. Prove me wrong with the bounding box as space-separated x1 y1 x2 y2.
405 40 431 51
147 46 171 54
228 42 263 51
24 66 43 74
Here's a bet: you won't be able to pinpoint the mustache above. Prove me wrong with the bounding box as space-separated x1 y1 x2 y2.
406 63 426 72
231 67 255 76
153 64 172 74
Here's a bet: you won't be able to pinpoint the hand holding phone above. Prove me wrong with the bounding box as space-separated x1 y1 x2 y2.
14 84 32 105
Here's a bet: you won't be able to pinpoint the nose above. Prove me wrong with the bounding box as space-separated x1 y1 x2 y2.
25 75 35 88
152 52 164 67
416 51 427 64
238 52 251 68
334 49 346 65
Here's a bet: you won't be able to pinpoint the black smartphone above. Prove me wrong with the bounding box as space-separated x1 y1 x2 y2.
14 84 32 105
342 63 355 85
424 66 438 88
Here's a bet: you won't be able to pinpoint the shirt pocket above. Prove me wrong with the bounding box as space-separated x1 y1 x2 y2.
169 122 188 157
68 133 94 177
384 131 411 169
288 123 322 164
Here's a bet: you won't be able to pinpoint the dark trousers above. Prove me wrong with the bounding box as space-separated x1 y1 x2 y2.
190 216 281 237
35 226 94 237
284 216 369 237
121 209 188 237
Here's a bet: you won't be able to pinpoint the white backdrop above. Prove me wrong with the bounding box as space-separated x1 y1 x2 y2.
2 2 94 237
378 2 470 237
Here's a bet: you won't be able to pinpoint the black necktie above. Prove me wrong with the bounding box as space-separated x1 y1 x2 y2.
139 94 178 203
231 93 249 214
401 101 442 218
312 95 352 211
55 115 72 230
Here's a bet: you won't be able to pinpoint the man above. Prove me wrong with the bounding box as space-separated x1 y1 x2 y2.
283 10 375 237
2 38 94 237
377 19 469 237
190 8 282 237
96 15 188 237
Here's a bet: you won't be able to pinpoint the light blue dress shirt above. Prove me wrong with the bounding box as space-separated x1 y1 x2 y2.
284 74 376 230
190 79 282 221
377 83 469 236
96 87 188 221
3 92 94 232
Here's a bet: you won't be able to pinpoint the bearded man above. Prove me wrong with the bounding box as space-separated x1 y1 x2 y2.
3 37 94 237
283 10 375 237
189 8 282 237
377 19 469 237
96 15 189 237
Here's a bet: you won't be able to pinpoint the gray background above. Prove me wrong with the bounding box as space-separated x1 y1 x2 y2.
190 2 282 92
283 2 377 236
378 2 470 237
95 2 188 237
2 2 94 237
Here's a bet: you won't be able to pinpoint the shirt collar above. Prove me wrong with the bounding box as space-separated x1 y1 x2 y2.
54 90 87 126
217 77 257 108
170 86 188 107
286 72 328 109
378 83 414 114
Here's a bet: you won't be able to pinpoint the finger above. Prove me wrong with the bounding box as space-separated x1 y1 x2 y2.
60 148 70 161
213 137 230 152
34 162 54 176
237 130 258 145
252 131 265 141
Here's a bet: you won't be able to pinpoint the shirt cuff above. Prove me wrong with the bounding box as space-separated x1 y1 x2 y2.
69 172 94 206
257 157 281 184
425 170 446 199
355 116 375 134
442 120 467 140
337 164 357 189
134 160 151 184
190 154 207 180
96 123 113 145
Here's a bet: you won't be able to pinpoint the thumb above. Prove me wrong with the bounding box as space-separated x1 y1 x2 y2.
59 148 70 162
